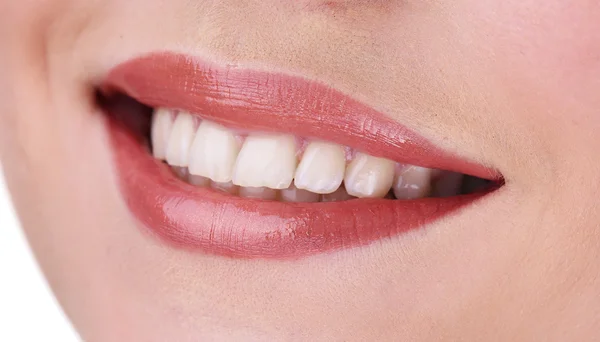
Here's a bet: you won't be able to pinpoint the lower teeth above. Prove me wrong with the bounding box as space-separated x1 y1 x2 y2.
170 166 354 202
169 165 475 203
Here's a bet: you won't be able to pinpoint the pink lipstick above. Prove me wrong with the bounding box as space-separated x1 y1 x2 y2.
101 52 500 259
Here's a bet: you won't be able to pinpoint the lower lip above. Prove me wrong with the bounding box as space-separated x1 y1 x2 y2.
109 120 489 259
103 52 498 259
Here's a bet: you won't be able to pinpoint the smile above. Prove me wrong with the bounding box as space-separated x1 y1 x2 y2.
99 52 502 259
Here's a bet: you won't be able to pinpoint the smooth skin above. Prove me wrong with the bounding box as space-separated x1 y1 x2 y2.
1 0 600 340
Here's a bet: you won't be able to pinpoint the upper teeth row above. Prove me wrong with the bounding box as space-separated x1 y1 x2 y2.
151 108 435 199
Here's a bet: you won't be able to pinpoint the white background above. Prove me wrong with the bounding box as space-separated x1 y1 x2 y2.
0 168 80 341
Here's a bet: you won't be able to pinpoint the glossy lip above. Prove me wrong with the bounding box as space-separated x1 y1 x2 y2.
102 52 501 259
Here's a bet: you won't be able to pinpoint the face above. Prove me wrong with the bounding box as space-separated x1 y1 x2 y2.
2 0 600 340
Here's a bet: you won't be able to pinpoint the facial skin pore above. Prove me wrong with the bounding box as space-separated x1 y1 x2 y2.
1 0 600 340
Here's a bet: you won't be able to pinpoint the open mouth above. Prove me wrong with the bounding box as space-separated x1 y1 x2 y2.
98 52 502 259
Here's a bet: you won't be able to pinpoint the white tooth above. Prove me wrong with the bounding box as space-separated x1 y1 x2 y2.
320 186 355 202
165 112 195 167
239 187 278 200
232 134 297 189
211 181 239 195
188 120 241 183
433 172 463 197
344 153 395 198
189 175 210 186
171 166 189 181
393 165 433 199
151 108 173 160
281 184 320 203
294 141 345 194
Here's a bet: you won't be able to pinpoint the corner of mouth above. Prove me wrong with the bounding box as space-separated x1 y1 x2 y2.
96 51 503 259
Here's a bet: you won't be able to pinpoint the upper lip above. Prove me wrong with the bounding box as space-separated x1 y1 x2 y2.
101 52 501 259
103 52 498 180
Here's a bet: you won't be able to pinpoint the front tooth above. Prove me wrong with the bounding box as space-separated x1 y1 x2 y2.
344 153 395 198
188 120 240 183
239 187 278 200
232 134 297 189
151 108 174 160
294 141 345 194
281 184 320 203
165 113 195 167
393 165 433 199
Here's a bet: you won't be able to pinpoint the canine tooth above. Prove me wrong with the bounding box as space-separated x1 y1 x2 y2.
433 172 464 197
320 186 355 202
151 108 173 160
211 181 238 195
239 187 278 200
393 165 433 199
188 120 240 183
281 184 320 203
294 141 345 194
165 112 195 167
344 153 395 198
232 134 297 189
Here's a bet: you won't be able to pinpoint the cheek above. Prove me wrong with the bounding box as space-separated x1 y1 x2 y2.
470 0 600 116
449 0 600 174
